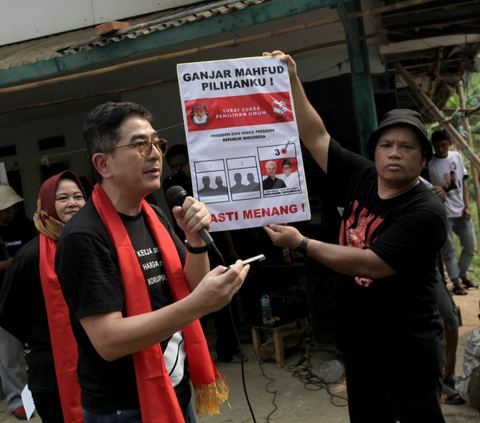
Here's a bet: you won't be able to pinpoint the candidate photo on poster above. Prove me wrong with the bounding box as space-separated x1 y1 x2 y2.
262 161 286 190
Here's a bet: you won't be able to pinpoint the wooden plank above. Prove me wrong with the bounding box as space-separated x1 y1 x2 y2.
394 61 480 172
380 34 480 55
381 2 479 27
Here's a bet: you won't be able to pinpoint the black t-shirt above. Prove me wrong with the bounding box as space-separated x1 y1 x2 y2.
55 199 191 415
0 235 58 393
327 139 447 372
0 215 37 283
262 177 286 190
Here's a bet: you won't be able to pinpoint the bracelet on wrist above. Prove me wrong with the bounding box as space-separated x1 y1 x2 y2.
184 240 209 254
294 236 310 257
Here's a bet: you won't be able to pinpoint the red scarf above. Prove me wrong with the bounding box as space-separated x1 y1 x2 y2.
35 170 85 423
39 235 83 423
92 183 227 423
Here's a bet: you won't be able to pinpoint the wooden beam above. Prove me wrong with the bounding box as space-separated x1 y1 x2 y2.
379 0 475 21
381 1 479 27
380 34 480 56
0 0 353 87
0 25 374 96
0 0 441 89
426 47 443 99
419 46 443 114
442 108 479 113
0 77 177 115
466 105 480 117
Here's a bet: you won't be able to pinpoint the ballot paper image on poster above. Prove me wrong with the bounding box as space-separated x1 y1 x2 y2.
177 56 310 231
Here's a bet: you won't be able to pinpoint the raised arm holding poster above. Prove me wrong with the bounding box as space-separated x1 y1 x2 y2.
177 55 310 231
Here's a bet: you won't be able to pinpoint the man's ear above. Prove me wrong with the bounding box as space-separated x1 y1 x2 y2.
92 153 113 180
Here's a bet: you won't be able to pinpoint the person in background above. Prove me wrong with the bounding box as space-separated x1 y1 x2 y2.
162 144 193 240
0 171 86 422
56 102 249 423
436 267 465 405
420 166 464 404
263 50 447 422
456 300 480 410
428 129 478 295
162 144 247 364
0 185 38 420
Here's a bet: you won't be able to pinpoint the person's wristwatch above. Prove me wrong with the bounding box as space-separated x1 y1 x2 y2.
294 237 310 257
184 240 209 254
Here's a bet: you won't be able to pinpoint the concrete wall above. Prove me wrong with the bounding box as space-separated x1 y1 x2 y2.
0 44 385 222
0 81 186 222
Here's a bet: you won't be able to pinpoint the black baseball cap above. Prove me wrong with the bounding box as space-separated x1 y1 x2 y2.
366 109 432 162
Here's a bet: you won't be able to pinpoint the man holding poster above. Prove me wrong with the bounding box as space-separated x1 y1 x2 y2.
262 52 447 422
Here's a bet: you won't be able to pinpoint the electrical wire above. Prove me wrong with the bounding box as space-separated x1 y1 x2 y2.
250 334 279 423
287 363 348 408
228 302 257 423
214 248 257 423
251 327 348 422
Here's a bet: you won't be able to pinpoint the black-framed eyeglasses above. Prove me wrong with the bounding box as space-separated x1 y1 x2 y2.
100 138 168 157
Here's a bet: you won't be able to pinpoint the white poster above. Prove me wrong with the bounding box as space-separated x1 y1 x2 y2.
177 56 310 231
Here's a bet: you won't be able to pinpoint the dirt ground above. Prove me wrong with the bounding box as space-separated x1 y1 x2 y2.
196 285 480 423
0 284 479 423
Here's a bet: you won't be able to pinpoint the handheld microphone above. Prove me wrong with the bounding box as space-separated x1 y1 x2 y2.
165 185 214 246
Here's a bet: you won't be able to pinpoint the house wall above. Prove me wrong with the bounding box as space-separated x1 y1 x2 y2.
0 82 184 220
0 44 385 221
0 0 203 46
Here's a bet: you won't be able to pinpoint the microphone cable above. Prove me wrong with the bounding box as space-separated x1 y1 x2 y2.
215 251 257 423
165 185 257 421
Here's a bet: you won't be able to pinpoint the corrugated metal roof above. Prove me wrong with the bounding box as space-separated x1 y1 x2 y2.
0 0 269 71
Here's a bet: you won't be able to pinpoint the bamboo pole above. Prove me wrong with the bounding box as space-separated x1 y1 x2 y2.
458 80 480 227
443 108 479 113
0 0 438 96
466 105 480 117
394 61 480 171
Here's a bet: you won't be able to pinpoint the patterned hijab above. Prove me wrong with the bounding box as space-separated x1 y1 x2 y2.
34 170 86 241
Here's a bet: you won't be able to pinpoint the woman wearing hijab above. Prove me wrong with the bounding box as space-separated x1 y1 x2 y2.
0 170 87 423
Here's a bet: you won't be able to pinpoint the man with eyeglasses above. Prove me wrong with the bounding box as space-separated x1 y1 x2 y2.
55 101 249 423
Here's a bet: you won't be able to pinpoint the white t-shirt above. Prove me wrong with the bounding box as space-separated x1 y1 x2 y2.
278 172 299 188
428 151 467 218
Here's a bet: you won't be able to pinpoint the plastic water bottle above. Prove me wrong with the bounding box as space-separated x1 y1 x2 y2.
260 293 273 326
